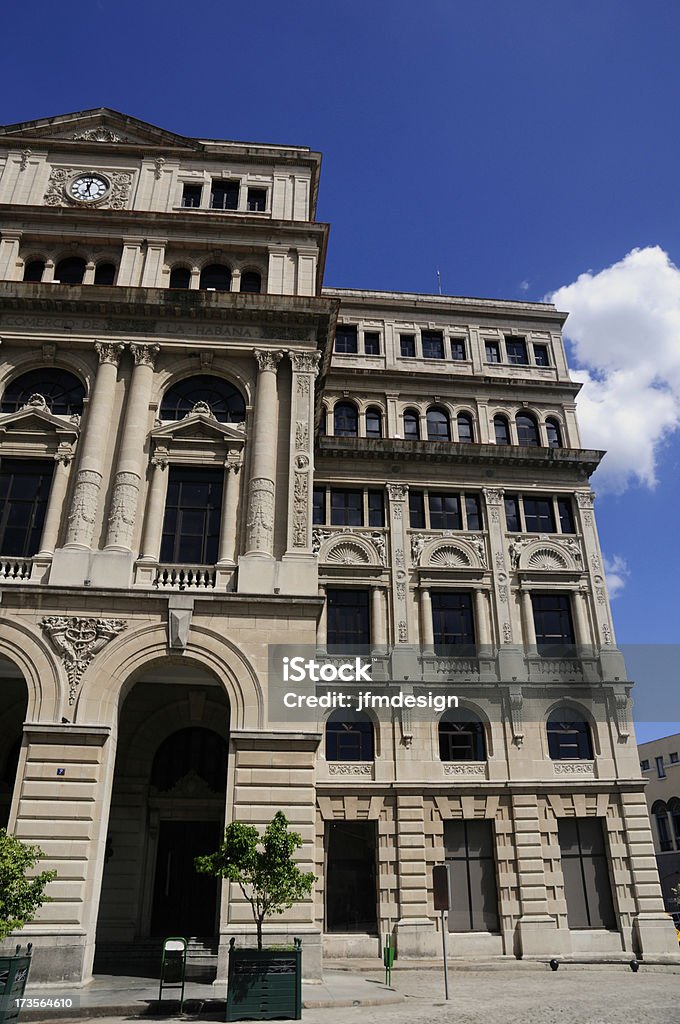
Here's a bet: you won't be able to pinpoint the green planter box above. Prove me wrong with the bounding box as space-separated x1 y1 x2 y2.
0 945 33 1024
226 938 302 1022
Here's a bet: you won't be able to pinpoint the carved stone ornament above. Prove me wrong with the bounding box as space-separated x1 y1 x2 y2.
553 761 595 776
387 484 408 503
502 621 513 643
23 393 48 411
107 471 141 549
526 547 569 571
295 420 309 451
130 343 160 369
429 545 472 569
411 534 426 565
612 692 631 741
72 128 123 143
292 471 309 548
328 763 373 776
443 763 487 777
153 157 166 180
483 487 504 506
246 477 275 552
41 616 127 704
19 149 31 171
508 686 524 745
95 341 124 366
575 491 595 509
289 351 321 375
189 400 213 417
254 349 284 373
66 469 102 546
44 166 133 209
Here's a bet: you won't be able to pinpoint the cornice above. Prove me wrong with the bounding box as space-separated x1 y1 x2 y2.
326 364 582 396
322 286 568 325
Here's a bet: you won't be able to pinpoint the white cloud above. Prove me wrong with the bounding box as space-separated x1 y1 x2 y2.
519 279 530 292
603 554 630 599
550 246 680 492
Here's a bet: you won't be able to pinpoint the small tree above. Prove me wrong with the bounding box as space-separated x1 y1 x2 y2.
670 882 680 910
195 811 315 950
0 829 56 942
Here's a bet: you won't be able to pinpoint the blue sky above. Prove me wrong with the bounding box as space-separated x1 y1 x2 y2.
4 0 679 737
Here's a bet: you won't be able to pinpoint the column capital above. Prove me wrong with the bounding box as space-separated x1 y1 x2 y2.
54 441 75 466
254 348 284 373
575 489 596 509
226 449 244 473
288 350 321 376
130 342 160 368
94 341 124 366
483 487 505 505
151 445 170 469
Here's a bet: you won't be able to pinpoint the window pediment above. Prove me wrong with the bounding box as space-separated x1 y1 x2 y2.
0 406 79 456
151 412 245 466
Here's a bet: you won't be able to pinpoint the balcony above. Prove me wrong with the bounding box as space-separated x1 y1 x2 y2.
133 561 235 591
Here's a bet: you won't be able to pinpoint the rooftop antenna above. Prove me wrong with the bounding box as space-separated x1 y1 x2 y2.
436 267 442 295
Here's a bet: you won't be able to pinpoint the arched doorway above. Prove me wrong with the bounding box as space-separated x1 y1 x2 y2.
0 657 28 829
95 662 229 951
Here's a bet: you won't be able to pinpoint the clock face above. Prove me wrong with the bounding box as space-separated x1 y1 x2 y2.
69 174 110 203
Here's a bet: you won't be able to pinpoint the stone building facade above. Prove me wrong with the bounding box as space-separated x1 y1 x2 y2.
0 108 676 984
638 732 680 909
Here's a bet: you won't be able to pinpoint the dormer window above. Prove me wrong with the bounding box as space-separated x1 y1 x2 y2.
210 179 239 211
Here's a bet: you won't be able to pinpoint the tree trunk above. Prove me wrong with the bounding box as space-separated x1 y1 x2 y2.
257 915 263 950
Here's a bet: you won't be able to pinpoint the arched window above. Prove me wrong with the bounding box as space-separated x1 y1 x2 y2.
333 402 358 437
546 417 563 448
169 266 191 289
439 709 486 761
240 271 261 293
547 707 593 760
668 798 680 849
151 727 228 793
200 264 231 291
326 710 374 762
652 801 673 852
1 368 85 416
365 406 382 439
493 415 510 445
516 412 540 447
457 412 474 443
159 374 246 423
94 263 116 286
55 257 86 284
426 407 450 441
23 259 45 282
403 409 420 440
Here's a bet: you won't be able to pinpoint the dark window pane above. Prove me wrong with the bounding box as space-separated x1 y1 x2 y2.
247 188 267 212
427 408 450 441
403 409 420 440
313 487 326 525
160 374 245 423
450 339 466 360
240 271 262 293
368 490 384 527
160 466 223 564
457 413 473 443
432 592 475 652
557 498 575 534
485 342 501 363
523 498 555 533
494 416 510 445
333 402 358 437
210 179 239 210
23 259 45 282
330 489 363 527
516 413 539 446
444 820 500 933
365 407 382 438
547 708 593 759
534 344 550 366
428 493 461 530
335 325 358 354
504 495 521 532
400 334 416 357
422 331 444 359
326 822 377 932
558 819 616 929
505 337 528 365
532 594 575 655
409 491 425 528
326 712 374 761
465 495 481 531
55 257 86 284
546 418 563 447
326 589 370 649
169 266 191 289
94 262 116 286
182 184 202 208
439 716 485 761
0 459 54 557
364 332 380 355
1 368 85 416
200 264 230 291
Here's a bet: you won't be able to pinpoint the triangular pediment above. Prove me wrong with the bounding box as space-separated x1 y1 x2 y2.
0 108 201 151
0 405 79 439
152 413 246 444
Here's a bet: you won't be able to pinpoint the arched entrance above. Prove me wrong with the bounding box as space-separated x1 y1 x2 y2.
0 657 28 829
95 661 230 952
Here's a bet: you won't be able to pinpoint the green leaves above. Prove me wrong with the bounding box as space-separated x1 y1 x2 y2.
0 829 56 941
195 811 315 949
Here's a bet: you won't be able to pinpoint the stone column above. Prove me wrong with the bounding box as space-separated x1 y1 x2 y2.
0 231 22 280
105 344 160 551
83 261 96 285
317 585 327 651
475 588 491 647
572 589 590 648
37 445 75 555
139 447 169 561
420 587 434 653
65 342 124 549
244 349 284 556
520 589 537 649
140 239 167 288
285 351 320 557
217 451 243 564
116 237 145 286
574 489 617 649
371 586 387 651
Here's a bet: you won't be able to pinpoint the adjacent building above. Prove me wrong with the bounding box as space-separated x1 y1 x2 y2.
639 733 680 909
0 108 676 984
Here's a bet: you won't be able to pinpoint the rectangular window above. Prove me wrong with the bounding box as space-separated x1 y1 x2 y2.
531 593 575 655
444 820 500 932
656 755 667 779
0 459 54 558
671 752 679 764
409 490 426 529
326 822 377 933
523 497 556 533
181 183 202 208
422 330 445 359
326 588 370 649
504 495 521 532
367 489 385 528
485 341 501 363
465 495 482 531
533 344 550 366
428 493 462 530
400 333 416 357
210 179 239 210
505 337 529 365
330 489 363 526
313 487 326 525
335 325 358 354
247 187 267 212
557 498 575 534
160 466 223 565
450 338 466 360
431 592 475 652
364 331 381 355
640 759 650 771
558 819 616 929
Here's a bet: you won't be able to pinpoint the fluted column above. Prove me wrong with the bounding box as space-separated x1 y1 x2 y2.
245 349 284 556
139 447 169 561
105 343 160 551
217 452 243 564
37 445 75 555
420 587 434 653
65 342 124 548
520 589 537 649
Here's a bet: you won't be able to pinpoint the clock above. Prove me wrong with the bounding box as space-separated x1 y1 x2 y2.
68 173 110 203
